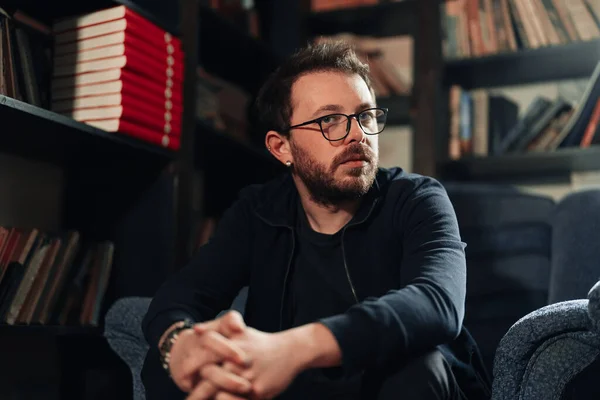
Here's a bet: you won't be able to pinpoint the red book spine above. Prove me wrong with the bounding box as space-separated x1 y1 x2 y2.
82 104 181 136
123 8 182 50
116 119 180 150
119 69 182 105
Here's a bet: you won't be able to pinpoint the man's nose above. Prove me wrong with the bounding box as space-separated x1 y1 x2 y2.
345 116 366 143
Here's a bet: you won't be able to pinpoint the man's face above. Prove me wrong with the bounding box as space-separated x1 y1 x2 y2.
287 71 379 206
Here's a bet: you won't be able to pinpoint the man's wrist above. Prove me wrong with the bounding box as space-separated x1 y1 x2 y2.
282 322 342 371
158 319 195 376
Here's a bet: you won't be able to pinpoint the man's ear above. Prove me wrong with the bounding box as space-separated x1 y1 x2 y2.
265 130 293 166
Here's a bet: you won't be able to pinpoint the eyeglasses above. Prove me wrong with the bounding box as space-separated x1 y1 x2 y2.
283 107 388 141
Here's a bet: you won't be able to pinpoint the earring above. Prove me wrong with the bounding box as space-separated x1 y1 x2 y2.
285 161 292 167
267 145 271 151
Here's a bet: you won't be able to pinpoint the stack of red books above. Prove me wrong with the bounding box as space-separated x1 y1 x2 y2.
50 5 183 150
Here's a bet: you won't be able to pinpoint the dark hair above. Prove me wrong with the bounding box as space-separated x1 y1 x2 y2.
254 40 373 136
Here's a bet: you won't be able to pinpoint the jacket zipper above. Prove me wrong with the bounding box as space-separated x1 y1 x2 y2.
339 198 380 305
340 227 359 304
279 227 296 330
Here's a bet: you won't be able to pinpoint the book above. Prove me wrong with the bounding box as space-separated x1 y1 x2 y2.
85 119 180 150
51 69 182 105
68 105 181 136
52 5 182 50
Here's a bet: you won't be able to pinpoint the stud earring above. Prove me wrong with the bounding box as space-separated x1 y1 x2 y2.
285 161 292 167
267 145 271 151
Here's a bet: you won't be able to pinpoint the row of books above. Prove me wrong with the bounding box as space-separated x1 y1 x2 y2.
0 227 114 327
0 5 184 151
442 0 600 59
49 5 184 151
448 62 600 159
0 9 52 109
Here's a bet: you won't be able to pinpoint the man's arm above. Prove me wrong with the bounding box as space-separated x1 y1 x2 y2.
318 177 467 376
142 197 253 351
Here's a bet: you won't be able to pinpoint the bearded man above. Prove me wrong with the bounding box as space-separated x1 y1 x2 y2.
141 41 491 400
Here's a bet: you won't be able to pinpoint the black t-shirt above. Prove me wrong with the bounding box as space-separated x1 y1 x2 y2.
279 203 362 400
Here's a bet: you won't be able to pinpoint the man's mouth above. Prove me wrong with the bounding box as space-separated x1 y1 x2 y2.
340 157 369 166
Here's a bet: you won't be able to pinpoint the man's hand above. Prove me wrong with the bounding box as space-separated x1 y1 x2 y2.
190 321 342 400
167 311 253 396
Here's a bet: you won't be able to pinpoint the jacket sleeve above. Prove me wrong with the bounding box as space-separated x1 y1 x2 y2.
319 178 466 375
142 197 253 350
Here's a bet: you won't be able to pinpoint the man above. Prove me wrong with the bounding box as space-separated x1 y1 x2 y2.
141 41 491 400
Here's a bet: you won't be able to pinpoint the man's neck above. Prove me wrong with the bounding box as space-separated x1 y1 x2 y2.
294 182 361 235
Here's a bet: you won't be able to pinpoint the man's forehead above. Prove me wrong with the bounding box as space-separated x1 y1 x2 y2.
291 71 372 110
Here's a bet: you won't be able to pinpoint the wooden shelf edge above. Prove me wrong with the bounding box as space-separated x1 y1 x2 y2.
307 0 417 38
439 147 600 181
445 39 600 89
0 95 177 160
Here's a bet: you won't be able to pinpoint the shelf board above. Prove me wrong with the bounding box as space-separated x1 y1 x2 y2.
0 324 102 337
307 0 417 37
0 95 175 167
1 0 179 35
439 147 600 181
198 6 282 95
196 120 279 169
377 94 412 125
445 39 600 89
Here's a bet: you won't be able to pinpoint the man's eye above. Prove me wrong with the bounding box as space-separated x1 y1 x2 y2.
360 112 375 120
321 115 343 124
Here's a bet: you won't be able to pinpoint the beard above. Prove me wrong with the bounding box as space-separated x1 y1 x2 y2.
290 140 378 207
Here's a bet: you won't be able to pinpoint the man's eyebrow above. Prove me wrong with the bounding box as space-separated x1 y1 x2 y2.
311 104 343 118
357 102 375 111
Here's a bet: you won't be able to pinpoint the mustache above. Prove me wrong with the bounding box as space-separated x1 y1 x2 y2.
333 143 375 166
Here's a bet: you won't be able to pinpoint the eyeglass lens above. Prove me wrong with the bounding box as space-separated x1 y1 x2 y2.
321 109 387 140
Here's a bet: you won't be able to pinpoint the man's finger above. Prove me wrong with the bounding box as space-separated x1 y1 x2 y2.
193 319 222 335
220 311 246 335
185 380 218 400
214 391 248 400
222 361 246 376
201 364 252 394
201 331 252 367
193 311 246 337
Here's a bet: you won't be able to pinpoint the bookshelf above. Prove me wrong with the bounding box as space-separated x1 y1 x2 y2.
306 0 417 37
445 39 600 90
441 146 600 182
0 94 175 165
0 0 285 398
436 2 600 182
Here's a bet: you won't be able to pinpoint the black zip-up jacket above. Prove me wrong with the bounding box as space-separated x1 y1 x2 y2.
142 167 491 397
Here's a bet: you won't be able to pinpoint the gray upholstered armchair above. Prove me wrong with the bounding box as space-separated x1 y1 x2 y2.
491 280 600 399
104 288 249 400
104 296 151 400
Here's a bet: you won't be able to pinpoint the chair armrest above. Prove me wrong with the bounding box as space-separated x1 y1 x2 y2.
491 300 596 399
588 280 600 332
104 297 153 400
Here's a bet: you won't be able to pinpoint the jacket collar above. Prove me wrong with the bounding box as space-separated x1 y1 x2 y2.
253 170 384 229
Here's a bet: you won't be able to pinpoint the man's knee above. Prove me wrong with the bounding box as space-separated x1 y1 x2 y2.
364 349 462 400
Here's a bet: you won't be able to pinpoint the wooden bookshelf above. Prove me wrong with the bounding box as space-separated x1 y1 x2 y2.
440 147 600 181
198 6 282 95
0 95 175 166
307 0 417 37
445 39 600 90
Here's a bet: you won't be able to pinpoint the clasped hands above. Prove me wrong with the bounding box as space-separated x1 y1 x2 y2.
167 311 301 400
